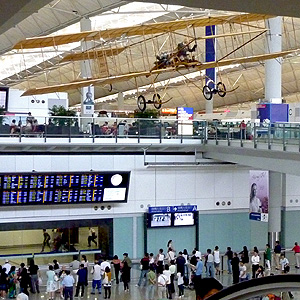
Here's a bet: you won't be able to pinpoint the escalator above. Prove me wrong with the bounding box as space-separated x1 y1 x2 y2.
206 275 300 300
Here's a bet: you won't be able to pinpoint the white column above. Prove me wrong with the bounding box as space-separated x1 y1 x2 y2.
268 171 283 248
265 17 282 103
80 18 94 131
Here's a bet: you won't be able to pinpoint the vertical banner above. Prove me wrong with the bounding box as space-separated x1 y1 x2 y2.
205 25 216 89
82 86 94 115
249 170 269 222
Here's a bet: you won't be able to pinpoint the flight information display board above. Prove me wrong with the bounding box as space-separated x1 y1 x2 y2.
0 172 130 206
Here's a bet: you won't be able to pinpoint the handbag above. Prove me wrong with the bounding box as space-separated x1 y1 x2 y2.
38 277 43 285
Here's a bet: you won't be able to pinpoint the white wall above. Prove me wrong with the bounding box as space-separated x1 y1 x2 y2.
0 154 252 224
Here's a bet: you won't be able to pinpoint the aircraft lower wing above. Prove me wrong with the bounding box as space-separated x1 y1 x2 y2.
21 49 299 96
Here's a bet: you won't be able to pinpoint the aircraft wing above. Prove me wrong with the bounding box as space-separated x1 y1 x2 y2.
21 49 298 96
13 13 272 50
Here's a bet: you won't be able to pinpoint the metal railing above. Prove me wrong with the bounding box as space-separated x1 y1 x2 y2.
4 116 300 149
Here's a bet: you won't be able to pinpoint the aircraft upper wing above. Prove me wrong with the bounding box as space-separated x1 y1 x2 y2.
14 13 272 50
21 48 299 96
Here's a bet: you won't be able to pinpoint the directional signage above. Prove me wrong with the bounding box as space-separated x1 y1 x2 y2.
148 205 197 214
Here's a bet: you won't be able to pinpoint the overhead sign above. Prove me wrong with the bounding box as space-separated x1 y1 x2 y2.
149 205 197 213
161 108 177 115
177 107 193 120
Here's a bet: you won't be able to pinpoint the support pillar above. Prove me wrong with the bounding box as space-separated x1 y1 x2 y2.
80 18 94 132
205 25 215 114
265 17 282 103
268 171 283 248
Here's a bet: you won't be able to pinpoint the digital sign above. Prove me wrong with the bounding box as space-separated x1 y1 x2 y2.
0 172 130 206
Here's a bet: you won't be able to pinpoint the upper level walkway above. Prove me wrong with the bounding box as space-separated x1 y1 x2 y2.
3 116 300 175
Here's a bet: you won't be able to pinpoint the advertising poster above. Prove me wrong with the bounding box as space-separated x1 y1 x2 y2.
82 86 94 115
249 170 269 222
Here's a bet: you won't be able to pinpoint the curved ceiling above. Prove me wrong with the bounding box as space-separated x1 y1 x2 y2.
1 0 300 113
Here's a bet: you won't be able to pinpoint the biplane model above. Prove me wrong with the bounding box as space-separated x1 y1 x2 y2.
11 13 299 111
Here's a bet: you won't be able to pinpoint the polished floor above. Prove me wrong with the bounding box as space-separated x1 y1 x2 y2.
22 263 300 300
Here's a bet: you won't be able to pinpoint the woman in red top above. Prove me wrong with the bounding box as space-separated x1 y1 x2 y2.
292 242 300 268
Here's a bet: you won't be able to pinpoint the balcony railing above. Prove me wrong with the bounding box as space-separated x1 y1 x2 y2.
4 116 300 150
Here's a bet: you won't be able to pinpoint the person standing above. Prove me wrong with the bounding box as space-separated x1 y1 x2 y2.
206 249 215 278
156 249 165 275
102 267 111 299
46 265 56 300
111 255 121 284
192 256 203 289
157 270 167 300
177 272 184 299
169 260 176 293
176 252 186 278
213 246 221 276
136 253 149 287
274 241 281 270
41 229 51 252
75 264 87 297
265 244 272 270
251 251 260 279
239 261 247 282
231 252 240 284
146 265 156 300
8 266 17 299
225 247 233 274
81 255 89 286
292 242 300 269
121 253 132 292
3 260 11 274
239 120 247 139
91 261 101 294
62 270 74 300
163 265 172 299
28 259 40 294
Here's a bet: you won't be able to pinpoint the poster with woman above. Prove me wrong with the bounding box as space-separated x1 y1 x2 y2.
249 170 269 222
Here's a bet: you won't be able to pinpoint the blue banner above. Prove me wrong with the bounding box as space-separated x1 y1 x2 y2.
205 25 216 89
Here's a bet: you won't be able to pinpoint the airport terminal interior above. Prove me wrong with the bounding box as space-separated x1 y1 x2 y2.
2 0 300 300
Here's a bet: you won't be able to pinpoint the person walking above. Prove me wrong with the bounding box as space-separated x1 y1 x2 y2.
121 253 131 292
87 228 97 247
136 253 149 287
206 249 215 278
41 229 51 252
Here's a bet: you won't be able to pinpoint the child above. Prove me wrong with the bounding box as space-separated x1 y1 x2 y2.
103 266 111 299
177 272 184 298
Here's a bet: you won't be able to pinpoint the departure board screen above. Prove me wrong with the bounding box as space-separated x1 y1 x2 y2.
0 172 130 206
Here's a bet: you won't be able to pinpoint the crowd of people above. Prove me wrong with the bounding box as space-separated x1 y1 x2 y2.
0 238 298 300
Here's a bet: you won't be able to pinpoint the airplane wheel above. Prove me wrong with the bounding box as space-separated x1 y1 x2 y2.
202 85 213 100
217 82 226 97
137 95 146 112
153 93 162 109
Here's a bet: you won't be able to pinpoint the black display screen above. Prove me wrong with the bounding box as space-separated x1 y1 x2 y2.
0 172 130 206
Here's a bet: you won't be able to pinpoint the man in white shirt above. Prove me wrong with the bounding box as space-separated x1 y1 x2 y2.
251 251 260 278
91 261 102 294
3 260 11 274
100 258 111 276
163 265 172 299
157 271 167 300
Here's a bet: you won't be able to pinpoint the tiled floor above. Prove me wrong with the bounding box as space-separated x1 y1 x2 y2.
25 264 300 300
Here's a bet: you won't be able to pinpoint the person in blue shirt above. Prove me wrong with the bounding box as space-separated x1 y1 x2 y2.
62 270 74 300
191 256 203 289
